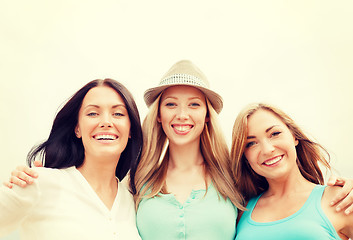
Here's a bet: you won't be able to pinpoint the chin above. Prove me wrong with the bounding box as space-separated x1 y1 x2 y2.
96 149 122 159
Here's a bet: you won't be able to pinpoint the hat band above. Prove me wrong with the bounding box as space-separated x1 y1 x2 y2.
159 74 208 88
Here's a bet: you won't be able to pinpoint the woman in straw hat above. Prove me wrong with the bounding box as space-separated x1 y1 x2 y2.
134 60 245 239
231 103 353 239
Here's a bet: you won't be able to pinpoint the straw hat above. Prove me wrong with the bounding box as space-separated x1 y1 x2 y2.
143 60 223 113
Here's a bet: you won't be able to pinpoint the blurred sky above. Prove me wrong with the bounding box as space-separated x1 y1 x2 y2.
1 0 352 186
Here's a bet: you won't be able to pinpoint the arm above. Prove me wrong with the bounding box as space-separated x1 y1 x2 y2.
322 186 353 239
3 161 42 188
341 217 353 240
327 175 353 215
0 179 40 236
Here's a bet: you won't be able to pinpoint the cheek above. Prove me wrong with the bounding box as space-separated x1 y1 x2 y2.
244 155 259 175
244 149 257 165
115 119 131 135
125 122 132 135
79 121 95 136
160 122 170 138
159 112 173 129
282 138 298 153
196 110 208 125
289 144 298 159
159 110 169 123
158 113 166 126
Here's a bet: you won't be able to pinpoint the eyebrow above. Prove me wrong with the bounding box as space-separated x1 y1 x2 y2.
188 97 202 101
83 104 127 110
246 125 279 139
163 96 202 101
265 125 278 133
162 96 177 101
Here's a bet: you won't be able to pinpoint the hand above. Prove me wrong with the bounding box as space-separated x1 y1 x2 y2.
2 160 43 189
327 175 353 215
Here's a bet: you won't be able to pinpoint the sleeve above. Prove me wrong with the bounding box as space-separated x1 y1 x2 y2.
0 180 41 237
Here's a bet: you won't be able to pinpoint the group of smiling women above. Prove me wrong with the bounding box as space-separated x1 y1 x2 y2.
1 60 352 239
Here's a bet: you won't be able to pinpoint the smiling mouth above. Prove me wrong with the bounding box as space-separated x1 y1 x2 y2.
172 125 193 132
263 155 283 166
93 134 118 140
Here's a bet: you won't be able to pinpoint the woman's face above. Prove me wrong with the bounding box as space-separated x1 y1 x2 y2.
75 86 131 161
244 109 298 181
158 86 208 147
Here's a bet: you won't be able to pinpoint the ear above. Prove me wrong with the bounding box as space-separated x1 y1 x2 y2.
157 115 161 123
294 138 299 146
205 116 210 123
75 126 82 138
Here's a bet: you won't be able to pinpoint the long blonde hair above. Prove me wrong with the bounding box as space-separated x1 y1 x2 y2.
134 94 245 210
231 103 331 201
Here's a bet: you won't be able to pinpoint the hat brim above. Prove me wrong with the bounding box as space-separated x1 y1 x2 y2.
144 84 223 114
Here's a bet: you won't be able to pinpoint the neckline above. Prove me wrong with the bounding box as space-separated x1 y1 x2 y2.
70 166 121 213
158 182 214 206
248 185 319 225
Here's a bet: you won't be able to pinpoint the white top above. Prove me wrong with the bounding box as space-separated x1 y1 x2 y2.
0 166 141 240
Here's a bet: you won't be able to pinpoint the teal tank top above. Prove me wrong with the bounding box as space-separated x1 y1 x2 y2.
137 183 237 240
235 185 341 240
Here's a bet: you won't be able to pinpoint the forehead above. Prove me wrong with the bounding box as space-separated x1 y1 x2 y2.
247 109 285 132
82 86 125 107
161 85 205 100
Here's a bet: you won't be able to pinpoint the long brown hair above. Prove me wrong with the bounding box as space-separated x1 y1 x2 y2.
231 103 331 201
27 79 143 193
134 93 245 210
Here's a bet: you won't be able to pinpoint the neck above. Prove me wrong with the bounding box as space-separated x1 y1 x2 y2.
168 140 204 170
265 168 315 197
77 155 119 191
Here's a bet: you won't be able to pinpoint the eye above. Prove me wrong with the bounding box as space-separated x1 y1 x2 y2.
245 141 256 148
165 102 176 107
87 112 98 116
113 112 125 117
271 131 281 137
190 102 201 107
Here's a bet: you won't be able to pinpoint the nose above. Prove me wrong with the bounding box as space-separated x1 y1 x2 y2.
99 113 112 128
260 139 275 155
176 106 189 120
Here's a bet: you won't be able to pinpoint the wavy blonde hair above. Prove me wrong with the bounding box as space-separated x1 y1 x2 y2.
134 94 245 210
231 103 331 201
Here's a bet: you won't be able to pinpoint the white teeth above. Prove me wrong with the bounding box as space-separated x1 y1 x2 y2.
95 134 117 140
263 156 282 166
174 125 191 132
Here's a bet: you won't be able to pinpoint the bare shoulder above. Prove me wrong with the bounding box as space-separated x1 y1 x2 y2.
322 186 353 239
322 186 341 203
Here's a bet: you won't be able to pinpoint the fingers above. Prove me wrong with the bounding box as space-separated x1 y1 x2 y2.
16 165 39 179
9 175 28 187
33 160 43 168
327 175 345 187
343 200 353 215
329 176 353 215
327 175 337 186
334 189 353 215
3 181 13 189
9 165 39 188
10 169 31 185
328 176 348 205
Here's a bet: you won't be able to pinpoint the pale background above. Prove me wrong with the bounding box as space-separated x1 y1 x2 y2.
0 0 352 239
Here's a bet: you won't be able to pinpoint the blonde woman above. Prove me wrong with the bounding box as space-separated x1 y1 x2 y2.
134 60 244 239
231 103 353 239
